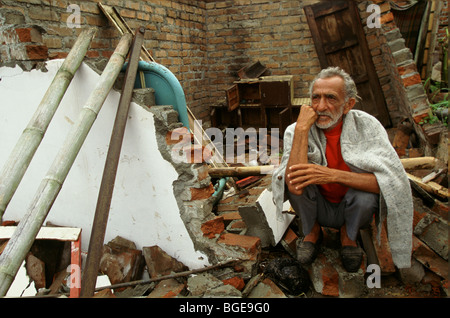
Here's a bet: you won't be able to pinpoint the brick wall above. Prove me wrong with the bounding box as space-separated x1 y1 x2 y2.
0 0 209 124
204 0 320 111
0 0 445 136
357 0 444 146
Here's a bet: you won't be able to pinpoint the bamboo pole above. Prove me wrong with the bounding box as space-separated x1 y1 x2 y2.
80 28 145 298
0 28 97 223
0 32 133 297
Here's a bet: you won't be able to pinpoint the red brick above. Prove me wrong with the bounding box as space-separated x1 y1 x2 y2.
15 28 31 42
143 245 188 279
201 216 225 239
147 278 186 298
25 253 46 290
281 227 298 252
229 220 246 230
99 241 144 285
222 276 245 291
165 127 193 145
320 262 339 297
412 111 430 124
190 183 215 200
15 28 41 43
392 127 410 157
397 63 418 76
402 73 422 87
217 233 261 260
183 144 213 164
380 12 394 24
221 211 242 222
25 45 48 60
371 219 395 273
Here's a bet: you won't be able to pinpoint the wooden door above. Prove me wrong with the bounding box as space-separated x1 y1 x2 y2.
304 0 391 127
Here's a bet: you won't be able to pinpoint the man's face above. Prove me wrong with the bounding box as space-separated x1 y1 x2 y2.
311 76 353 131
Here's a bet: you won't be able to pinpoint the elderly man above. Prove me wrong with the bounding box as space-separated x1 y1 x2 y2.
272 67 413 272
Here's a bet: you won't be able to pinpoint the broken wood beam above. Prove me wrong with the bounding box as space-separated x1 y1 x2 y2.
208 165 275 178
81 28 145 298
0 27 97 222
406 172 448 199
400 157 439 170
0 32 133 297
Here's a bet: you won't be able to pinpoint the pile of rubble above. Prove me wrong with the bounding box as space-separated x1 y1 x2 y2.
1 123 448 298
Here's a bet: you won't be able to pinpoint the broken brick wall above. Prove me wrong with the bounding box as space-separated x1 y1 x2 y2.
0 0 210 125
1 0 447 149
357 0 448 151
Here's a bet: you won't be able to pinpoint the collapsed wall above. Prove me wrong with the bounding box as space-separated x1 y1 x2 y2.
0 59 237 271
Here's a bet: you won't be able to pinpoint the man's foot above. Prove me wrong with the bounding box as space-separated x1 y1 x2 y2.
296 223 322 265
340 224 363 272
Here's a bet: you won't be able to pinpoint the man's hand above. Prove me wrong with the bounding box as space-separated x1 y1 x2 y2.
286 163 335 195
296 105 318 132
286 163 381 196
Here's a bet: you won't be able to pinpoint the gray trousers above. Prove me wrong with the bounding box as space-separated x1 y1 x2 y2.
287 185 379 241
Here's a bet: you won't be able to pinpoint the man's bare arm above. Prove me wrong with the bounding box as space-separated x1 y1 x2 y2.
287 164 380 194
285 105 317 195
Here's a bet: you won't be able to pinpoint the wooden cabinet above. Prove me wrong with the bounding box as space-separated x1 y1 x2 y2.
225 76 294 135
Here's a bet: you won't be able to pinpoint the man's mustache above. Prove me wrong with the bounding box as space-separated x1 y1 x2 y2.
316 111 332 118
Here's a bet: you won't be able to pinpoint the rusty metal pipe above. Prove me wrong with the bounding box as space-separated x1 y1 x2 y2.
80 27 146 297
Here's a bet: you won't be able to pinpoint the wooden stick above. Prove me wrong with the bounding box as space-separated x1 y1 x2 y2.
208 165 275 178
0 33 133 297
0 27 97 222
400 157 438 170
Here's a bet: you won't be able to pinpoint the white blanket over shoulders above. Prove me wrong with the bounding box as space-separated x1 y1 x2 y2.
271 110 413 268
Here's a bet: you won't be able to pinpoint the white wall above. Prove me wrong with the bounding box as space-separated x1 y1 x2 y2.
0 60 209 269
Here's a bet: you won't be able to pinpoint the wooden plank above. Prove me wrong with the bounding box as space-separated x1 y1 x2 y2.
226 84 239 111
0 226 81 241
406 172 448 199
309 0 348 19
208 165 275 178
400 157 438 170
304 5 328 68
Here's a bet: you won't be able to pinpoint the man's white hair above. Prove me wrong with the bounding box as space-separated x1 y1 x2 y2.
309 66 361 102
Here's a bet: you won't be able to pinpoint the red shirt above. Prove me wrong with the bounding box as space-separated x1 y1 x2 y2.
318 121 351 203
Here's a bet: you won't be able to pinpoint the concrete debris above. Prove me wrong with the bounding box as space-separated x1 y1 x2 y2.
99 236 145 286
143 245 189 278
1 124 448 299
